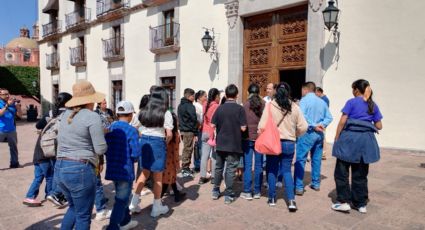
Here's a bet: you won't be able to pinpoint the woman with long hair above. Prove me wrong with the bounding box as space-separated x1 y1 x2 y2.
239 83 265 200
258 82 307 211
331 79 383 214
23 92 72 208
198 88 220 184
55 80 107 229
129 87 173 218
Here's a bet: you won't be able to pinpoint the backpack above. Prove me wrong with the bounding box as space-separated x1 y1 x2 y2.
40 113 61 158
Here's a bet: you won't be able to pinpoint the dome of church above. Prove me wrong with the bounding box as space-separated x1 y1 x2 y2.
6 37 38 49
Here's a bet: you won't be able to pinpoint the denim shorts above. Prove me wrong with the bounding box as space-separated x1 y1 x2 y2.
141 135 167 172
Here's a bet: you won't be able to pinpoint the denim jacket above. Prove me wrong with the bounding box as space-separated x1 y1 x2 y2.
332 119 380 164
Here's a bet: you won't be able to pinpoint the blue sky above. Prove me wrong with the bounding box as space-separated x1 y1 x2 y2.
0 0 38 46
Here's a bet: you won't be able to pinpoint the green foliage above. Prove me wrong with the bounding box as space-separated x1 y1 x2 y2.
0 66 39 97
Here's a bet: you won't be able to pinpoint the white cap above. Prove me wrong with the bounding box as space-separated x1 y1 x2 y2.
116 101 135 114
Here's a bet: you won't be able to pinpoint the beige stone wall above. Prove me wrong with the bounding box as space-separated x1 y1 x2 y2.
323 0 425 150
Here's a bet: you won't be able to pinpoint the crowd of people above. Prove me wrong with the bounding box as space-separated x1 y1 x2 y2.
0 78 383 229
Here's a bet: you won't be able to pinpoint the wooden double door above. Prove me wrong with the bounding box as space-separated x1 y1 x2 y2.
243 4 308 100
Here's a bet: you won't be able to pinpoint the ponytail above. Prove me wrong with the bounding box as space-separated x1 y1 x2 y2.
67 106 83 124
352 79 375 115
204 88 219 122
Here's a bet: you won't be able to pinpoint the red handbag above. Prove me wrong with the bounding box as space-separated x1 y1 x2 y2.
255 103 282 155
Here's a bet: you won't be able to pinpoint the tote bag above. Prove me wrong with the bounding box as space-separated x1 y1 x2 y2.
255 103 282 155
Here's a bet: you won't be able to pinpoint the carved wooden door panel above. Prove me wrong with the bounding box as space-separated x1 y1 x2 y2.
243 13 275 99
243 5 308 100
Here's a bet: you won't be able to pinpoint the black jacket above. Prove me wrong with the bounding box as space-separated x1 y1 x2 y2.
177 97 198 134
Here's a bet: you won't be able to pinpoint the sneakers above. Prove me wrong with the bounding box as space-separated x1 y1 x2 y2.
9 163 21 168
129 194 142 214
198 177 209 185
239 192 253 201
310 185 320 191
181 168 193 178
288 200 297 212
22 198 41 207
331 202 351 212
95 209 112 221
295 189 305 196
140 188 152 196
276 182 283 188
253 193 261 199
267 198 276 207
120 220 138 230
211 188 220 200
224 196 234 204
151 201 169 218
354 206 367 214
47 194 68 208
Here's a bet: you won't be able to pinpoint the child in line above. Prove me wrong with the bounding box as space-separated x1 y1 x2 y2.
105 101 141 230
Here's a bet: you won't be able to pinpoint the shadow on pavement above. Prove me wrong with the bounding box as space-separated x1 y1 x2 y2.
24 213 63 230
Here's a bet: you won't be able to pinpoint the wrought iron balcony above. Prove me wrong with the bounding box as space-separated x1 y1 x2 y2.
149 22 180 54
70 46 86 66
102 37 124 62
42 21 62 38
96 0 130 20
142 0 171 6
46 52 60 70
65 7 91 31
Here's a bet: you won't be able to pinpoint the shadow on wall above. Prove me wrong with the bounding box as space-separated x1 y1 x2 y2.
320 33 341 74
208 55 219 82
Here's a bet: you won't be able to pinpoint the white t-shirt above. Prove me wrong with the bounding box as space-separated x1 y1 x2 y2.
139 110 173 138
194 102 203 124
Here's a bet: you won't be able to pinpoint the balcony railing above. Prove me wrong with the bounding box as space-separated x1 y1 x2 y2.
102 37 124 61
96 0 130 17
42 21 62 38
149 22 180 54
66 7 91 30
70 46 86 66
142 0 171 6
46 52 60 70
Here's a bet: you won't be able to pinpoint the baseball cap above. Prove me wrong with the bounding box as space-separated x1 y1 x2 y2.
116 101 135 114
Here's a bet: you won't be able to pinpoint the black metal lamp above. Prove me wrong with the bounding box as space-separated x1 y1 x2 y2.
322 0 340 31
201 30 213 52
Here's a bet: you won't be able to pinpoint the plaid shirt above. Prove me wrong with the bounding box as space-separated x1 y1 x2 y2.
105 120 141 181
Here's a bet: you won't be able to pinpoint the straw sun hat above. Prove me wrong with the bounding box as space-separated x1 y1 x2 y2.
65 80 105 108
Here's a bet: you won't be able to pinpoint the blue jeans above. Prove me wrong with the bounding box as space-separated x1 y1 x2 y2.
55 160 96 230
95 174 108 212
242 140 263 194
107 181 132 230
25 160 54 199
294 131 324 191
266 141 295 200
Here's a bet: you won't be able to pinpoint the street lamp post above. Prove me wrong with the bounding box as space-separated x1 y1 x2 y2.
322 0 340 32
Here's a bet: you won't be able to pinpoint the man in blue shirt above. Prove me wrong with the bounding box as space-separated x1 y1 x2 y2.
294 82 333 195
0 88 22 168
315 86 330 160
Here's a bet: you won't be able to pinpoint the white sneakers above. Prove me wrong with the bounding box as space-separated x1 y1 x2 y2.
331 202 351 212
140 188 152 196
94 209 112 221
120 220 138 230
151 199 169 218
331 202 367 214
129 194 142 214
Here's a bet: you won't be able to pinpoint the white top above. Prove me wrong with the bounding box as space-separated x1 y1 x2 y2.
194 101 203 124
263 96 272 103
139 110 173 138
130 111 141 128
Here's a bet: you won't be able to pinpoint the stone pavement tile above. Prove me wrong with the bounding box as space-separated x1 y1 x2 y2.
351 221 397 230
178 210 219 227
320 211 364 229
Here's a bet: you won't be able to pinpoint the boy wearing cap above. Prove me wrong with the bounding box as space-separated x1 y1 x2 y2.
105 101 141 230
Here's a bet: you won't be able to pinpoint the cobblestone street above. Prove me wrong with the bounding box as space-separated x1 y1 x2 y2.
0 122 424 230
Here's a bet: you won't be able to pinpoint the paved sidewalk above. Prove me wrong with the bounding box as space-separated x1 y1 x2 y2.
1 122 424 230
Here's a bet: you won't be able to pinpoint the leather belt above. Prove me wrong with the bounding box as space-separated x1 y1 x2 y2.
57 157 91 165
